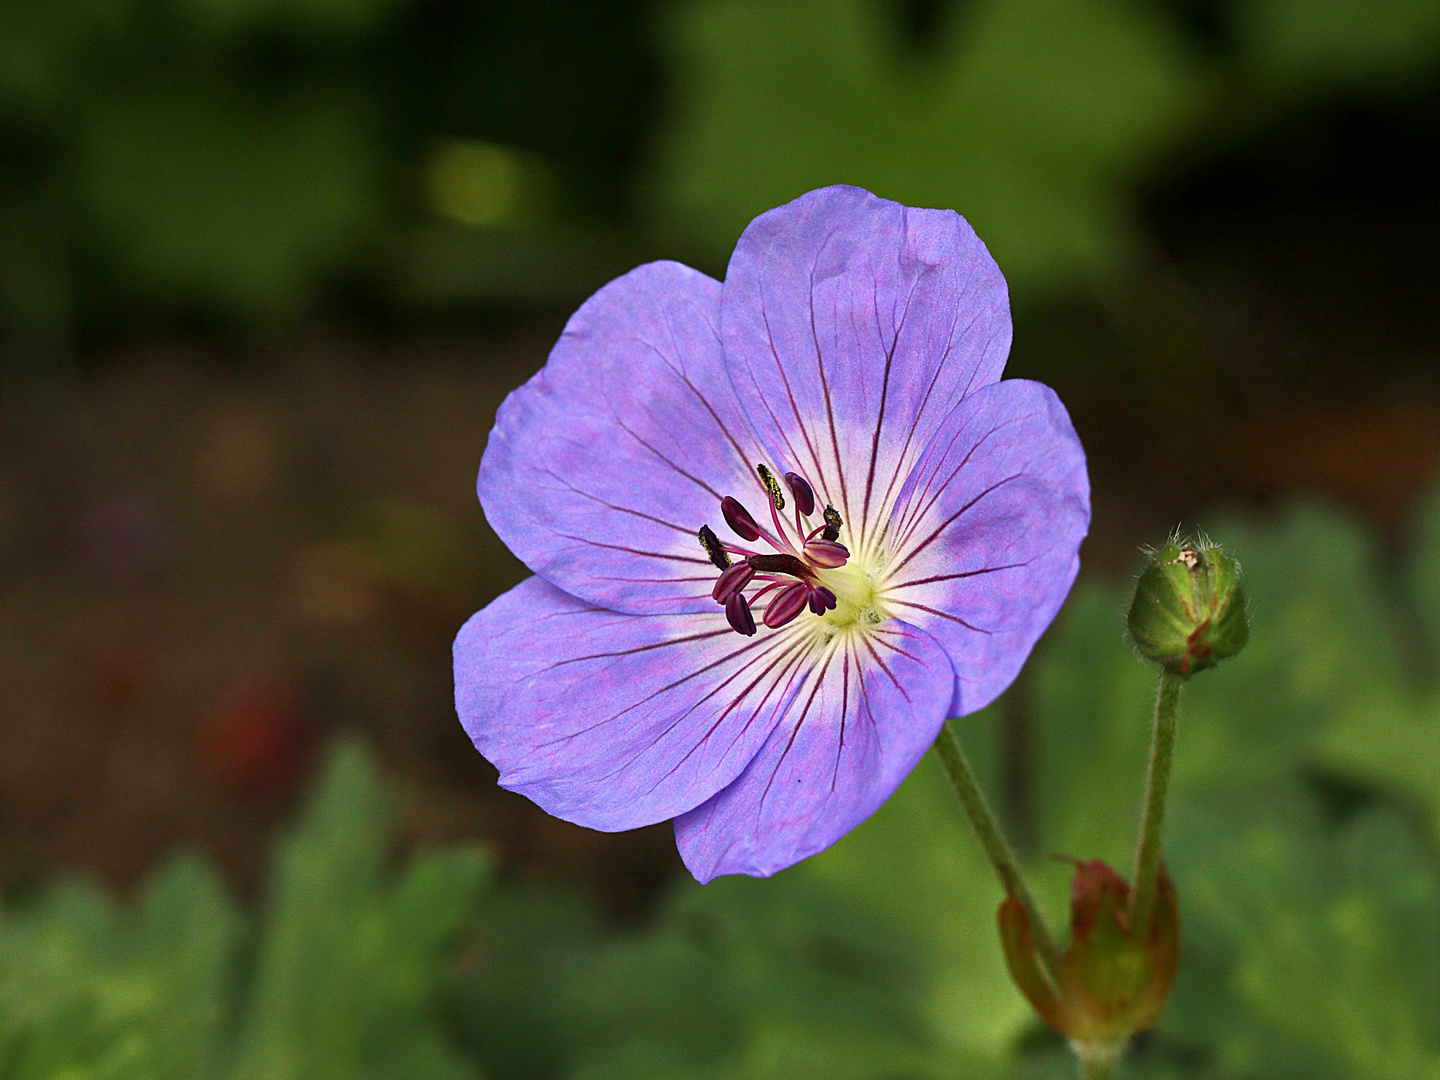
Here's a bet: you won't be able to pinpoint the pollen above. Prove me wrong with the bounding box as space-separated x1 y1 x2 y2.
697 525 731 569
756 464 785 511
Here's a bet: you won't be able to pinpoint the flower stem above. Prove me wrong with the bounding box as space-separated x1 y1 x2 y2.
933 719 1063 987
1073 1041 1123 1080
1128 670 1183 931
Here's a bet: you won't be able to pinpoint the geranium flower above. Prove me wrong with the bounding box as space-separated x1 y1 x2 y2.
454 186 1089 882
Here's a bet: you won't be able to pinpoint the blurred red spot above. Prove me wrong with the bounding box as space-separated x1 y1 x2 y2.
201 675 308 794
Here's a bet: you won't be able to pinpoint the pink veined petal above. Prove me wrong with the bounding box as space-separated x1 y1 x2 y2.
479 261 766 616
720 185 1012 552
883 379 1090 716
454 575 820 832
674 619 955 883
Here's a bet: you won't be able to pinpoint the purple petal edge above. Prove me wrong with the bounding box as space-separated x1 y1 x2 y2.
478 261 761 617
454 575 810 832
885 379 1090 716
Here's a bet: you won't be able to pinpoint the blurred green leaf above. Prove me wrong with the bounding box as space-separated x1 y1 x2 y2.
1410 478 1440 648
76 86 381 323
569 860 947 1080
654 0 1205 293
1171 796 1440 1080
0 856 239 1080
232 738 488 1080
0 737 490 1080
449 884 602 1080
176 0 402 38
1239 0 1440 88
1029 584 1157 880
0 0 130 120
804 738 1032 1075
1280 488 1440 846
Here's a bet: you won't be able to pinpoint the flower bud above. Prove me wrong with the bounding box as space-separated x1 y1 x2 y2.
999 860 1179 1046
1127 539 1248 678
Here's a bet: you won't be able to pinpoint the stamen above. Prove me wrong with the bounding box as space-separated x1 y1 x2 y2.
783 472 815 517
725 592 756 636
747 553 811 578
802 538 849 568
701 479 855 636
711 562 755 603
721 496 763 542
756 464 785 511
763 583 811 629
698 525 731 569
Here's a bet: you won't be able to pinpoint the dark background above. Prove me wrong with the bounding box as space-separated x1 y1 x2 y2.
3 0 1440 926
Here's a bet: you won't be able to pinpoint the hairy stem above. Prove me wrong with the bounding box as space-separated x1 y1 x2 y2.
1128 670 1184 931
933 719 1063 987
1073 1041 1123 1080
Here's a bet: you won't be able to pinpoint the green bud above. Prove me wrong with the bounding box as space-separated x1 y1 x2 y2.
1127 538 1248 678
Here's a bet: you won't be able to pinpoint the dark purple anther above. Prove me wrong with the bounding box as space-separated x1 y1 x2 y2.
721 496 763 542
808 586 837 614
698 524 731 569
763 583 811 629
747 553 812 578
725 591 757 636
783 472 815 516
803 539 849 568
712 562 755 603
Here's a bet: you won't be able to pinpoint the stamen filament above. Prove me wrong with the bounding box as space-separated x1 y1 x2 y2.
748 580 789 605
721 543 764 558
764 494 798 555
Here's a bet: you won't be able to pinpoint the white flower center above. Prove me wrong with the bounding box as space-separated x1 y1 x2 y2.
809 545 893 643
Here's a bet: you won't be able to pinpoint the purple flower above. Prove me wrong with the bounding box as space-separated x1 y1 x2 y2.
454 186 1089 882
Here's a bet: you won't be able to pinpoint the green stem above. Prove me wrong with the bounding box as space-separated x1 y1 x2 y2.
1128 670 1184 931
1073 1040 1123 1080
933 720 1063 988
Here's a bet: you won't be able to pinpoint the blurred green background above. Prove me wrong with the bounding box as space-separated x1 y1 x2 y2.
3 0 1440 1076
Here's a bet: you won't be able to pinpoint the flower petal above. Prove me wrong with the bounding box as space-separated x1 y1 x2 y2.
479 261 762 615
674 620 955 882
883 379 1089 715
720 185 1011 549
454 575 820 831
